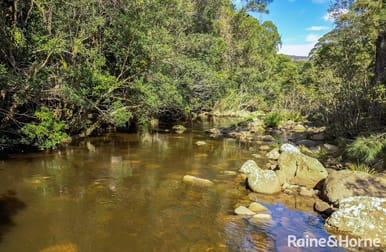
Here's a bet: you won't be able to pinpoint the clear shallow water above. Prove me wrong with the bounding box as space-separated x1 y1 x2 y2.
0 122 345 251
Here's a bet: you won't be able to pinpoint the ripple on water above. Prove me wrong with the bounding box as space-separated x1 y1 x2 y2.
0 131 346 252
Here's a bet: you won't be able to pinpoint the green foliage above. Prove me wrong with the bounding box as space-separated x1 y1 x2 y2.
310 0 386 133
1 0 383 152
110 101 133 127
263 111 282 128
21 107 69 150
348 163 377 175
281 111 303 122
346 134 386 164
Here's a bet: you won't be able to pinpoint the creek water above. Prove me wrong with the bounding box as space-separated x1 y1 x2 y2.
0 120 345 251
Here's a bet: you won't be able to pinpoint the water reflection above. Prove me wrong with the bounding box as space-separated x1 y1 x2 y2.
0 128 344 251
0 191 26 242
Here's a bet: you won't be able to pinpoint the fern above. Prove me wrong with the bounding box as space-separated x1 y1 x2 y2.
346 133 386 164
263 112 282 128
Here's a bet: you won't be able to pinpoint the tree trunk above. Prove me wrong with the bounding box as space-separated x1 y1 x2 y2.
375 29 386 84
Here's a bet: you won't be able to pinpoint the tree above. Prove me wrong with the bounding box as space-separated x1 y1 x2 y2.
239 0 274 13
310 0 386 133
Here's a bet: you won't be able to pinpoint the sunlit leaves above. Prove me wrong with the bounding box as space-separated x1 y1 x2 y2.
21 107 69 150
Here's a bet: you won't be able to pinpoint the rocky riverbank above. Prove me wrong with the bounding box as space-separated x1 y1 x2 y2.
233 143 386 248
181 117 386 249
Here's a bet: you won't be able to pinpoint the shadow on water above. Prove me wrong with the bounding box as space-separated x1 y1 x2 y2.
0 191 26 242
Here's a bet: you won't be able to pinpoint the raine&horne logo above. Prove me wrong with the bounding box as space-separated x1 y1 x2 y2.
287 234 383 249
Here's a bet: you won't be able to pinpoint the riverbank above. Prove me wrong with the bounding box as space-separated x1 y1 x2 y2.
195 115 386 249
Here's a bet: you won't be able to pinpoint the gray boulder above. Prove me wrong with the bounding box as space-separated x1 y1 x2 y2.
248 168 281 194
321 169 386 205
239 160 260 175
323 143 339 153
310 132 325 141
295 139 318 148
266 147 280 160
276 151 328 188
280 143 301 154
325 196 386 245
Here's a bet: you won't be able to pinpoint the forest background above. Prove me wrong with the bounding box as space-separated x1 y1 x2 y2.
0 0 385 158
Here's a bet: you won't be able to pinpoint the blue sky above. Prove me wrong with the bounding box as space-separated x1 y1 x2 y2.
235 0 335 56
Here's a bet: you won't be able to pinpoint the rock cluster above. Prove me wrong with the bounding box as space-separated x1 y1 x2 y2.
234 202 272 222
236 143 386 245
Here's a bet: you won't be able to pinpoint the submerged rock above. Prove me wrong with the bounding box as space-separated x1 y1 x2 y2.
223 170 237 175
321 170 386 205
40 243 78 252
276 151 328 188
182 175 214 187
234 206 256 216
325 196 386 245
195 141 207 146
205 128 222 138
248 202 269 213
250 213 272 221
172 125 187 134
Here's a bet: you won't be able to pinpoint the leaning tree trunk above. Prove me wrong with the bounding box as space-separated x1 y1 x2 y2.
375 29 386 84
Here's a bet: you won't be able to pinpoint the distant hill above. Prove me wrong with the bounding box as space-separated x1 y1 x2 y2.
288 55 309 61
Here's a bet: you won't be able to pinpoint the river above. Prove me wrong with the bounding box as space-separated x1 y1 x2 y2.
0 120 344 251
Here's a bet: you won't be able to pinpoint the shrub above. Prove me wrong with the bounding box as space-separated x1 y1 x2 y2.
263 112 282 128
21 107 69 150
346 133 386 164
282 111 303 122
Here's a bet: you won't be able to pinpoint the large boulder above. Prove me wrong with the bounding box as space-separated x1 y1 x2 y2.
321 170 386 205
248 168 281 194
325 196 386 245
279 143 300 154
239 160 260 175
266 148 280 160
276 152 328 188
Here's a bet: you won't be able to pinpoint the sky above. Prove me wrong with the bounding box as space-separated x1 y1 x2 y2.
237 0 335 56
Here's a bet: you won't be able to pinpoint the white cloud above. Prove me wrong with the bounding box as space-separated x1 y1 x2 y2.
278 43 315 57
324 8 349 22
306 26 329 31
306 34 321 43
